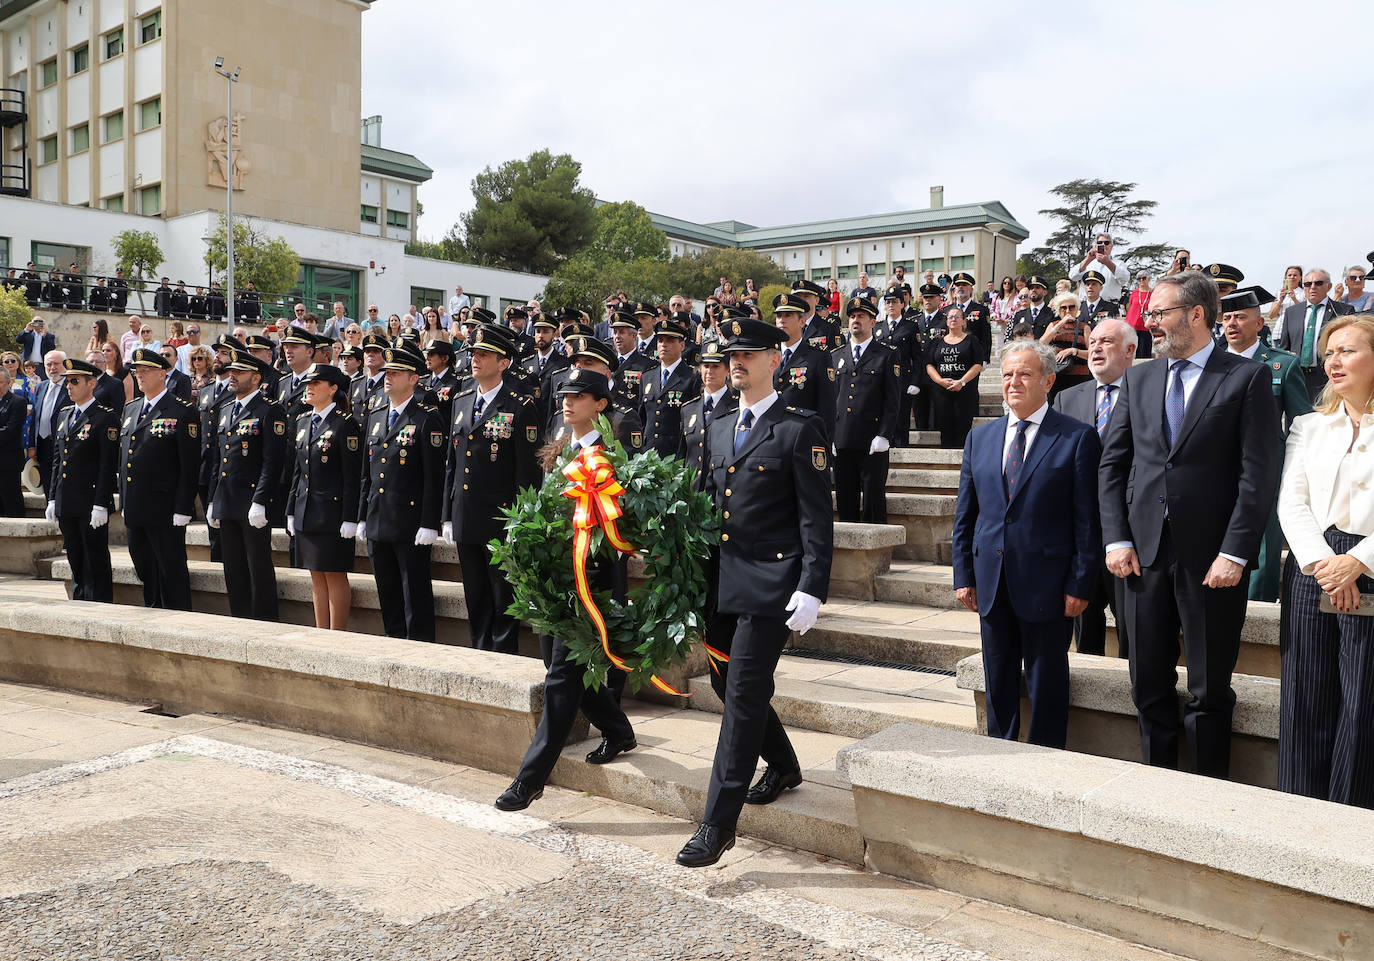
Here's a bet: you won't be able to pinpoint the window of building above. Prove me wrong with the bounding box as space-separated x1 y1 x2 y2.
138 97 161 130
31 241 87 269
385 209 409 229
102 111 123 143
39 59 57 88
891 260 915 273
39 135 57 165
498 298 525 315
919 257 944 273
138 184 161 216
835 265 857 280
863 262 886 275
71 44 89 75
809 268 832 282
70 124 89 154
0 237 9 268
949 255 974 270
784 270 805 283
104 28 124 60
360 204 378 224
409 286 444 310
103 194 124 212
139 11 162 45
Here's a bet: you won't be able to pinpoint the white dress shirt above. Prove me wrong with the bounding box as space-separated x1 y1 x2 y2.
1228 341 1261 360
1279 409 1374 573
473 381 502 413
735 391 780 433
1002 402 1049 468
571 428 602 449
1068 257 1131 301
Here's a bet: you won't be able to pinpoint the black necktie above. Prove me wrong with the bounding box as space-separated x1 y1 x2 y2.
388 408 399 431
781 348 791 368
311 413 322 439
231 401 242 422
1004 420 1029 500
140 402 153 423
734 409 754 453
473 396 485 419
703 395 714 424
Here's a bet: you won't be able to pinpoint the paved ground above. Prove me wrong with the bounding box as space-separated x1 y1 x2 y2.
0 680 1187 961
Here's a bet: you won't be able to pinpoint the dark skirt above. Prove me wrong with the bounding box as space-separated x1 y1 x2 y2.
295 529 355 573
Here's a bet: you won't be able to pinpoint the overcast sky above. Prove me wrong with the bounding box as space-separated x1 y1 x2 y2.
362 0 1369 289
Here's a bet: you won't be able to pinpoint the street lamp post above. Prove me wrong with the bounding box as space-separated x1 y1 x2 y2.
213 57 241 325
986 221 1007 351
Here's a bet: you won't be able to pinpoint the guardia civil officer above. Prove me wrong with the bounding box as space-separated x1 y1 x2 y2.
286 364 361 631
495 369 638 813
206 352 288 622
198 335 242 562
832 296 902 523
771 295 837 440
357 344 445 642
441 324 541 654
677 318 834 868
45 358 118 602
678 343 739 490
638 315 701 458
792 279 845 353
348 333 388 425
119 348 198 610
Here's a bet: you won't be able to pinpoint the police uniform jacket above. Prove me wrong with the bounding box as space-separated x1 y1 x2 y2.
205 289 224 319
286 407 362 533
168 288 190 318
774 340 837 439
189 293 208 319
49 401 118 517
442 385 541 544
207 391 288 520
638 359 701 458
548 400 645 455
349 372 386 426
423 368 461 430
197 378 234 486
831 339 903 449
678 388 739 491
359 397 445 541
87 285 111 312
1010 303 1056 340
884 316 926 392
109 278 129 312
118 392 198 526
521 349 571 425
704 400 833 616
1247 343 1312 434
802 313 845 353
952 300 995 363
612 352 656 408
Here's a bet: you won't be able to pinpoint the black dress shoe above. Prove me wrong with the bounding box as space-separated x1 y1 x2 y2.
675 823 736 867
744 766 803 805
585 734 637 765
494 779 543 812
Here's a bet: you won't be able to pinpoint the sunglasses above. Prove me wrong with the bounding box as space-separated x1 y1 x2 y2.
1347 276 1365 283
1301 281 1328 288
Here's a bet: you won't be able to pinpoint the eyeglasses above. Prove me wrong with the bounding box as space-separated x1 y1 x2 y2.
1348 276 1365 283
1142 305 1189 323
187 328 200 334
1301 281 1328 288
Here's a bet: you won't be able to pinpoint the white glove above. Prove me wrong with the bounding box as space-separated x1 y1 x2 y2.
441 521 454 544
868 436 891 455
248 502 268 529
44 501 56 523
906 385 919 396
356 521 367 541
89 506 108 529
171 513 191 527
414 527 437 547
784 591 821 635
340 521 358 539
286 516 296 536
206 504 220 529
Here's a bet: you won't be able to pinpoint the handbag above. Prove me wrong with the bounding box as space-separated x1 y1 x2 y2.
1054 318 1081 375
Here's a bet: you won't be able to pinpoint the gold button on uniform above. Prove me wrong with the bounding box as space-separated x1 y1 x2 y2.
721 533 729 542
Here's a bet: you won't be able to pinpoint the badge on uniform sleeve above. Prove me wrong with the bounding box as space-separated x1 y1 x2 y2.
526 426 538 442
273 421 285 436
894 364 901 378
630 431 643 448
430 431 443 448
346 436 358 451
188 423 198 439
107 427 118 441
826 367 836 381
812 446 827 470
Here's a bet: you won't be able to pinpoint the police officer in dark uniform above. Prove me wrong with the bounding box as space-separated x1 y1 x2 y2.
832 296 902 523
547 336 646 453
168 281 190 318
422 340 461 429
912 282 949 429
442 325 542 654
1009 276 1055 340
237 282 261 323
274 328 317 540
244 334 282 394
206 282 225 321
521 311 571 426
87 277 111 313
638 316 700 458
45 358 118 602
357 344 445 642
119 348 199 610
109 268 130 313
207 352 288 622
21 262 43 306
64 263 85 311
348 332 389 426
502 306 538 360
792 279 844 353
286 364 362 631
771 294 837 441
881 285 926 447
948 272 994 364
676 318 834 868
188 286 209 321
608 308 656 408
678 343 738 490
198 335 241 562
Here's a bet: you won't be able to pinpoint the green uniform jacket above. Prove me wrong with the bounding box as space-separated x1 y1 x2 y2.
1251 342 1313 432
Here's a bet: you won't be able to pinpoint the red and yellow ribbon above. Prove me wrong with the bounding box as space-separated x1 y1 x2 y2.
561 446 691 696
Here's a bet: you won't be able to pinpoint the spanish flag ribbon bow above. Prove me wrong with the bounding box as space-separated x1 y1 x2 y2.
560 446 693 696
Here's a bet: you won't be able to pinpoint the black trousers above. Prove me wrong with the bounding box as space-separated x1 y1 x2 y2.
0 466 23 517
930 385 978 450
197 485 221 562
702 614 796 831
1301 367 1327 407
980 576 1072 748
126 522 192 610
516 634 634 789
895 390 914 447
1075 562 1128 658
912 385 935 432
368 538 435 641
58 514 112 602
1279 530 1374 809
833 448 888 524
1124 523 1246 778
458 540 519 654
36 437 55 497
219 518 278 621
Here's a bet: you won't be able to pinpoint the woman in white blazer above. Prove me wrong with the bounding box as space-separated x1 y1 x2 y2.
1277 314 1374 809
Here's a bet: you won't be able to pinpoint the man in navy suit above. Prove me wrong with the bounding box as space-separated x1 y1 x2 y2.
952 341 1102 749
1100 272 1280 778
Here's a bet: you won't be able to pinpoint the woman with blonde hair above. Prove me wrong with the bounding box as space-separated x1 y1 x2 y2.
1040 291 1091 396
187 345 215 399
1277 313 1374 809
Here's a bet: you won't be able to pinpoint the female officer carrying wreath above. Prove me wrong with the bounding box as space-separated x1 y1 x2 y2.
285 364 361 631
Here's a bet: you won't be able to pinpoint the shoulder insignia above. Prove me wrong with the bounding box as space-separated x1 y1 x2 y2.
274 421 285 435
812 446 827 471
688 414 697 429
431 431 444 448
107 427 118 441
526 425 538 442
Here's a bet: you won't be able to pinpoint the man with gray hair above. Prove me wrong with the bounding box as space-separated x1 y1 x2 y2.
1276 268 1355 401
952 339 1102 748
1053 318 1137 657
28 349 71 496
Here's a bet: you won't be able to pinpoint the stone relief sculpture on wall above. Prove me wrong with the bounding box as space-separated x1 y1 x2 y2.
206 113 251 190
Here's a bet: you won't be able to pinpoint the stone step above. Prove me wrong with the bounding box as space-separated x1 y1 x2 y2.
686 656 977 740
889 447 962 468
805 599 983 672
907 430 941 447
0 517 66 575
886 469 958 495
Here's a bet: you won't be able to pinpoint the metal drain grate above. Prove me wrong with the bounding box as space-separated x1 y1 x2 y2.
784 647 956 676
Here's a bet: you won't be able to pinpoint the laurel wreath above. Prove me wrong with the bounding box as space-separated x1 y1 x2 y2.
491 415 721 692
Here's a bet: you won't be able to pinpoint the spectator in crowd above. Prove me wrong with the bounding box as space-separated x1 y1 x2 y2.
421 307 447 346
851 273 878 301
981 281 996 305
1163 249 1192 277
0 353 34 408
1268 265 1305 327
187 345 216 399
1337 265 1374 313
953 340 1101 749
1053 317 1136 657
18 317 56 372
385 313 404 341
1009 322 1036 342
1041 292 1091 397
825 280 842 315
0 367 30 516
342 323 364 347
118 316 142 361
448 286 470 319
160 346 194 402
1277 314 1374 809
926 306 983 449
136 323 161 354
175 324 205 375
741 279 761 305
1123 272 1154 358
100 341 136 405
164 321 187 351
991 277 1016 327
27 350 68 495
718 281 738 307
450 307 470 342
1278 269 1355 402
712 276 728 297
1069 234 1131 304
323 302 351 341
1055 279 1072 295
1100 271 1281 779
361 304 381 331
